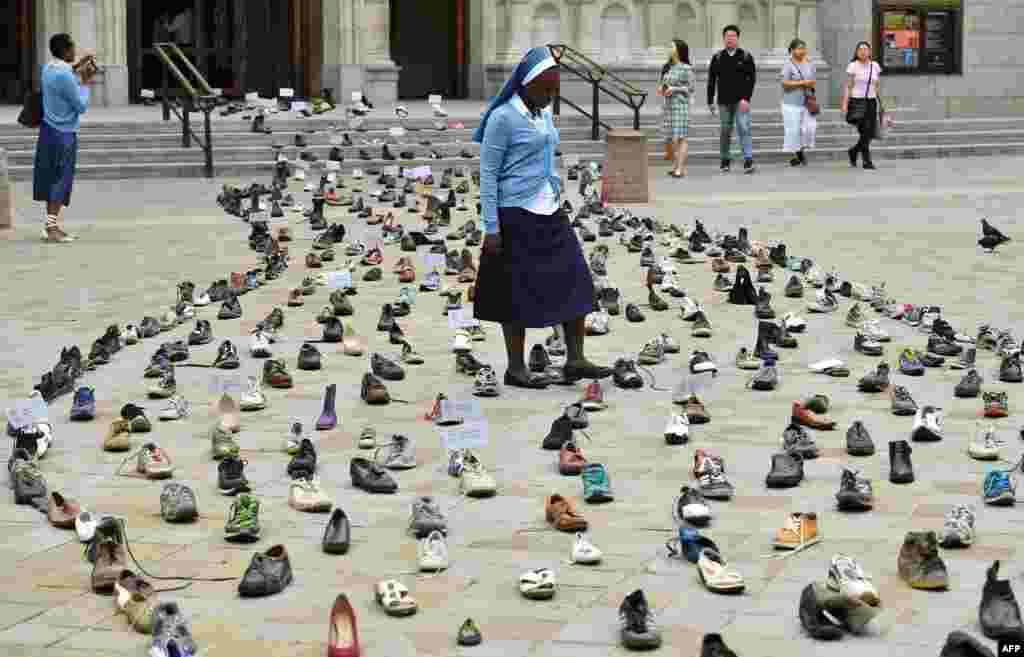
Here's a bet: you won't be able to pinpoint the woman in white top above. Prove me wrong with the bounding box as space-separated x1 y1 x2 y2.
779 38 817 167
841 41 882 170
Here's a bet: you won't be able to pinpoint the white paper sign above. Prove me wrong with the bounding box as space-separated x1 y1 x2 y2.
6 397 48 430
208 374 243 395
212 88 223 97
564 155 579 167
411 165 432 180
447 307 480 329
276 153 289 162
351 91 363 102
291 101 308 112
439 419 488 450
388 127 406 138
279 88 295 98
384 166 400 177
428 95 443 105
326 161 341 172
421 252 445 268
140 89 155 99
330 135 343 146
441 399 483 421
327 271 353 289
245 91 259 101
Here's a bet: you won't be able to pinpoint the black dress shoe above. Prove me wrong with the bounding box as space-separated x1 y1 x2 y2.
564 361 614 382
297 343 322 371
503 370 549 389
625 303 645 322
238 545 293 597
350 457 398 493
287 439 317 479
322 318 344 343
371 352 405 381
322 508 351 554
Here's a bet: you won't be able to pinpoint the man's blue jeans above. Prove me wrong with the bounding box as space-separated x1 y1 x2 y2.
719 104 753 162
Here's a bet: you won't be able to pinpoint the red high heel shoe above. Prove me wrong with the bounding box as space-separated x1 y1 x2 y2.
327 593 360 657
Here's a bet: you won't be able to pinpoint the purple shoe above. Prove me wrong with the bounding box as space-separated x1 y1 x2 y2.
316 383 337 430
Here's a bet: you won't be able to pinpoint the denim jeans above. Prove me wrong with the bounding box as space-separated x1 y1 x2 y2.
719 103 753 162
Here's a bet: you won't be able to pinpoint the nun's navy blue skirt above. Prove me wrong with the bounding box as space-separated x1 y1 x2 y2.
32 122 78 207
473 206 595 328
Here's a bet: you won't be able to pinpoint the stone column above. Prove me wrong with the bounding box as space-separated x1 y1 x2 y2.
95 0 128 105
572 0 601 60
0 149 12 230
466 0 489 98
646 0 676 53
322 0 365 102
773 0 799 48
797 1 818 52
498 0 533 63
708 0 738 46
363 0 399 103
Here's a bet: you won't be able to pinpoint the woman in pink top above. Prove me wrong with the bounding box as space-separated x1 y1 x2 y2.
841 41 882 170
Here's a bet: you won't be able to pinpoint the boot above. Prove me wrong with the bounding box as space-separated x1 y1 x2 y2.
770 243 787 267
754 322 778 361
309 196 327 231
249 190 261 215
889 440 914 484
898 530 948 590
862 148 876 170
939 631 996 657
979 560 1024 640
316 384 337 430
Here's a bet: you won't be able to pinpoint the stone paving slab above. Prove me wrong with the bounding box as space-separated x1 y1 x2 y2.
0 156 1021 656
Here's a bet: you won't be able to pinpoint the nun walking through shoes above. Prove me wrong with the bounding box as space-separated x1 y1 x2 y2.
472 46 613 389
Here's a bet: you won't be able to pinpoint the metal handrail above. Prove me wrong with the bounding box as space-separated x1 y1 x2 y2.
549 44 648 140
153 43 216 178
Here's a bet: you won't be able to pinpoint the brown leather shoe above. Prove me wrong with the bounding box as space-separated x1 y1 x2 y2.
262 360 293 389
230 271 247 295
558 441 587 476
366 211 385 226
392 256 410 274
684 394 710 424
287 288 305 307
361 372 390 405
276 226 292 242
711 257 731 274
460 249 475 271
457 264 477 283
545 494 588 532
792 401 836 430
307 252 323 269
398 265 416 284
92 535 128 593
103 419 132 452
47 492 81 529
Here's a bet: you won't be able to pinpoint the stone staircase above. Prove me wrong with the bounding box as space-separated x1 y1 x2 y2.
3 109 1024 180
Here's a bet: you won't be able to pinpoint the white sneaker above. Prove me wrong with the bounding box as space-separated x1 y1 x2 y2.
861 318 890 342
660 272 680 292
658 333 680 354
452 330 471 353
33 421 53 459
571 532 603 564
826 554 880 606
807 289 838 313
239 376 267 411
459 451 497 497
658 256 677 274
123 325 140 345
783 312 807 332
250 330 272 358
418 530 449 571
664 413 689 444
911 405 944 442
158 395 191 421
432 104 448 118
352 168 364 179
546 330 567 356
585 309 610 335
75 511 99 542
292 168 306 181
968 424 1001 460
285 420 303 454
680 296 703 320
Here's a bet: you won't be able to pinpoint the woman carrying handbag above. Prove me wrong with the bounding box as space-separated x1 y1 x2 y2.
841 41 882 170
779 38 817 167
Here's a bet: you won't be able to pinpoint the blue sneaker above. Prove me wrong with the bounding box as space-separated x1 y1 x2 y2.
666 527 720 563
69 386 96 421
983 469 1015 506
582 463 614 504
397 287 415 306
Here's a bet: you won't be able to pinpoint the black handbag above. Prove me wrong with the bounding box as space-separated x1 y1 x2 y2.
17 90 42 129
845 62 874 125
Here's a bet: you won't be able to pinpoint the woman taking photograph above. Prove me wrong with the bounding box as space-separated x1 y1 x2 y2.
661 40 694 178
841 41 882 170
658 59 673 162
779 38 817 166
472 46 612 388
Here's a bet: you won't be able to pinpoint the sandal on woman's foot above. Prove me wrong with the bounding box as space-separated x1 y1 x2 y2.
503 371 549 389
563 361 613 382
42 219 73 243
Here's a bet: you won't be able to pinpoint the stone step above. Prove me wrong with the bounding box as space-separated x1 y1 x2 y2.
6 128 1024 168
8 140 1024 181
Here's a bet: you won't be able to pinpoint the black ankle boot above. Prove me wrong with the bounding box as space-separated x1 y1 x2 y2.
797 150 806 165
847 146 859 168
754 322 778 361
862 151 876 170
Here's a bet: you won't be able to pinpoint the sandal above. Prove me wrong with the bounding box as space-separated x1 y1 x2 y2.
697 547 745 594
519 568 556 600
503 371 549 389
375 579 418 616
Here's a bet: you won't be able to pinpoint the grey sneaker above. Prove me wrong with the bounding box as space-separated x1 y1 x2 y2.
952 347 977 370
378 434 416 470
846 421 875 455
835 468 874 511
150 601 198 657
210 423 240 460
697 458 734 500
891 386 918 416
782 422 819 458
765 451 804 488
160 482 198 522
409 496 448 538
939 504 975 548
749 359 779 391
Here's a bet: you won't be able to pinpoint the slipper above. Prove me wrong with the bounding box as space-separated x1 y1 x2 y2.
375 579 417 616
503 371 549 389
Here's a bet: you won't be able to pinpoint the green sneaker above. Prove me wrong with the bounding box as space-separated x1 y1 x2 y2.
582 463 614 504
211 423 240 460
803 394 830 415
225 494 261 542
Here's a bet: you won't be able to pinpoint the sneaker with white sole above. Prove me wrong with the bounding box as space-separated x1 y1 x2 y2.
459 450 497 497
689 351 717 375
418 530 449 571
157 395 191 421
783 312 807 333
673 485 711 525
288 475 333 512
452 330 471 353
284 420 304 454
239 376 267 411
911 406 944 442
968 424 1002 460
572 531 603 564
546 330 567 356
826 554 880 606
148 369 177 399
473 366 500 397
664 413 689 445
585 310 610 335
250 329 272 358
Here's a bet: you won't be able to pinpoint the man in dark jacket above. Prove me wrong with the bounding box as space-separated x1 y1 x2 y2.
707 25 757 173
